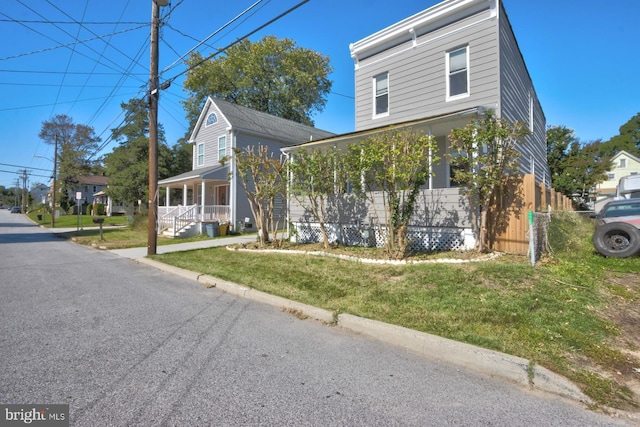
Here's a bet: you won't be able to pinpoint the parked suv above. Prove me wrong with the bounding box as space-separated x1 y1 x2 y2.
591 199 640 258
10 206 21 214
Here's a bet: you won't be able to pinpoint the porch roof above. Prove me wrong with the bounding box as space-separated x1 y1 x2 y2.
281 107 483 152
159 164 229 187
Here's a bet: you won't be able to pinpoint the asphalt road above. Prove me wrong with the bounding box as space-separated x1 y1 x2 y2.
0 210 633 426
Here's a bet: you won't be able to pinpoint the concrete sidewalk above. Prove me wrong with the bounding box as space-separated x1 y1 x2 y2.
108 234 257 259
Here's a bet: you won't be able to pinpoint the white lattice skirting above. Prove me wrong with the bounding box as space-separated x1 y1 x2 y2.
292 222 475 252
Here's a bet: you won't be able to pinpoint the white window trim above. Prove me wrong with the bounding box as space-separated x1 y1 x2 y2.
205 113 218 126
218 135 226 160
529 93 534 132
197 142 205 167
372 72 389 119
446 45 470 102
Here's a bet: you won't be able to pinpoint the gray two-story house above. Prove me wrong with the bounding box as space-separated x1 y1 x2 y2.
283 0 549 251
158 97 334 237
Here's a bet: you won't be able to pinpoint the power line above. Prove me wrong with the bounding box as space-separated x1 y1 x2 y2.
0 19 146 25
163 0 310 85
0 25 147 61
0 69 146 75
161 0 269 75
0 162 52 172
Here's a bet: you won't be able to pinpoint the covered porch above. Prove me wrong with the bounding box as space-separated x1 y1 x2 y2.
158 164 232 237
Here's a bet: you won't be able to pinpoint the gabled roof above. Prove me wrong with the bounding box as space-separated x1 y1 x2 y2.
191 97 335 145
611 150 640 165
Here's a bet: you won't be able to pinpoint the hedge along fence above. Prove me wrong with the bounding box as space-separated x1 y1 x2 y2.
488 174 573 255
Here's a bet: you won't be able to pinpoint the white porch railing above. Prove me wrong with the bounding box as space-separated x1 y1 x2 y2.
158 204 231 237
199 205 231 223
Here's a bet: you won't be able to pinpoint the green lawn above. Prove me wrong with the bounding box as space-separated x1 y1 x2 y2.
152 212 640 412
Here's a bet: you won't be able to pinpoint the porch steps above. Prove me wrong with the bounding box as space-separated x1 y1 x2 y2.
162 222 197 239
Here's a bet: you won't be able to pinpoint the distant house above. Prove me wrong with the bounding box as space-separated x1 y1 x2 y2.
30 183 50 205
594 150 640 212
66 175 108 214
283 0 549 251
157 97 334 237
595 150 640 197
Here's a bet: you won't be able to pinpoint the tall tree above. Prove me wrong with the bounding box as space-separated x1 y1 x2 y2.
38 114 101 211
449 112 529 253
546 126 612 207
347 128 438 259
103 98 172 205
183 35 332 130
600 112 640 157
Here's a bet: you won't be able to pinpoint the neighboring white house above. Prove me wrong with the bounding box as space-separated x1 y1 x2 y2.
594 150 640 212
157 97 334 237
67 175 109 205
283 0 549 251
596 150 640 197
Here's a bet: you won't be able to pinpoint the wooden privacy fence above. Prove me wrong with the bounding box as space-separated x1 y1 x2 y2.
488 174 572 255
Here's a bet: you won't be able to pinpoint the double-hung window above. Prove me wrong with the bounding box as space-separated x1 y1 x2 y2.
218 135 226 160
197 143 204 167
447 46 469 100
373 72 389 117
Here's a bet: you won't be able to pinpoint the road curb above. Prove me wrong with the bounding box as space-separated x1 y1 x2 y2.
133 256 592 405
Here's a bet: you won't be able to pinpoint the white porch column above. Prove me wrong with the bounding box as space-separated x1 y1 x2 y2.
427 126 433 189
182 184 187 206
201 179 206 221
230 130 237 230
165 186 170 207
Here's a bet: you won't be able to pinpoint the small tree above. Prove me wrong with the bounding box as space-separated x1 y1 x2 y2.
233 144 286 246
448 111 529 253
347 128 438 259
288 147 347 250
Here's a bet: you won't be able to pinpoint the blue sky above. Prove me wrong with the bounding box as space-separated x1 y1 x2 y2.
1 0 638 189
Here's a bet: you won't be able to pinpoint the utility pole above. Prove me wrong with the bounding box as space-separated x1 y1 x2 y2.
20 169 28 213
52 135 58 228
14 178 20 206
147 0 168 256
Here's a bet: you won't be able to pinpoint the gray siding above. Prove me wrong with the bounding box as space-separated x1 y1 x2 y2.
354 6 499 131
289 188 471 229
232 132 289 231
498 5 549 185
191 103 230 170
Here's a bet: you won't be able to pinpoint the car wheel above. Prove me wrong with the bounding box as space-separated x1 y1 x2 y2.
593 222 640 258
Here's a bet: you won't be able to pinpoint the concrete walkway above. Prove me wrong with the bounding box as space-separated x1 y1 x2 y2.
108 234 257 259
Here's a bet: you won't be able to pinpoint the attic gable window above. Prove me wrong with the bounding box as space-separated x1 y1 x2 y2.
206 113 218 126
446 46 469 100
373 72 389 117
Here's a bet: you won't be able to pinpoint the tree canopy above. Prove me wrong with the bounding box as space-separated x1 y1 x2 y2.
182 35 333 131
546 125 612 208
38 114 101 210
103 98 172 204
600 112 640 157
